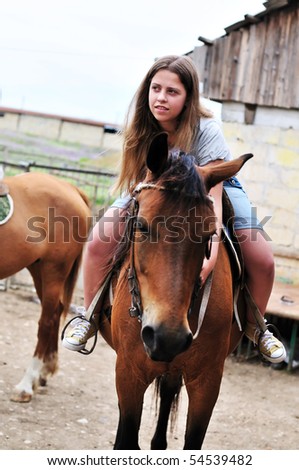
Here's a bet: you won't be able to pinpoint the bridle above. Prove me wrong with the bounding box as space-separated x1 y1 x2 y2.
127 181 171 320
126 182 213 338
127 195 142 320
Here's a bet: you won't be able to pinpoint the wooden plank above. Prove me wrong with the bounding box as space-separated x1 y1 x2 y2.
208 37 222 99
281 7 299 108
244 23 267 103
227 31 243 101
290 8 299 107
266 282 299 321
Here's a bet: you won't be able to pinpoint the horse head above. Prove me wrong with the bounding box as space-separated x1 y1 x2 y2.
130 133 252 362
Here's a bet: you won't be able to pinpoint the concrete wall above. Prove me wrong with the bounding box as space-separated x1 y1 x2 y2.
0 108 122 151
221 103 299 284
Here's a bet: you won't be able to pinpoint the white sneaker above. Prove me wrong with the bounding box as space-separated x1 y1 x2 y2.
258 330 287 364
62 314 95 352
245 322 286 364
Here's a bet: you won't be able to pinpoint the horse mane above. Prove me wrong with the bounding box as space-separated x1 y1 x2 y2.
156 151 209 202
113 152 212 268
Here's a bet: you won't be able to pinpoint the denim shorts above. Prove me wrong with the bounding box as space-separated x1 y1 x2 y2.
223 176 262 230
111 194 131 209
111 177 263 231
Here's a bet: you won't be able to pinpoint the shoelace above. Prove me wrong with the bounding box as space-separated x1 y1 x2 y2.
70 319 90 338
260 332 280 352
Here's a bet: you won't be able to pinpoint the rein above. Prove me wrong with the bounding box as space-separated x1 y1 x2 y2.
127 183 213 335
127 197 143 320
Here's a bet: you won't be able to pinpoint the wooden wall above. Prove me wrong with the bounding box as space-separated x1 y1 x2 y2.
192 3 299 109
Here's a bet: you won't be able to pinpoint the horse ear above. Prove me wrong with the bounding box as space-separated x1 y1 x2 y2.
146 132 169 176
199 153 253 192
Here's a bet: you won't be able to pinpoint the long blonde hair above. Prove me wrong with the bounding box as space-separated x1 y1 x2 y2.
115 55 213 193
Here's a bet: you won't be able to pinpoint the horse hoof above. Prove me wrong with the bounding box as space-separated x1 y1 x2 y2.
39 377 47 387
10 391 33 403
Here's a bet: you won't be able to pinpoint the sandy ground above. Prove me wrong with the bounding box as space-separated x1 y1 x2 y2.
0 284 299 451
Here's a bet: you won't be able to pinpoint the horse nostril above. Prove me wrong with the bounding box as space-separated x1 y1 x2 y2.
185 332 193 351
141 325 193 361
141 325 155 350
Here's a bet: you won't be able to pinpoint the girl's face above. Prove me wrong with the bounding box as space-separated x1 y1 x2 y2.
148 69 187 133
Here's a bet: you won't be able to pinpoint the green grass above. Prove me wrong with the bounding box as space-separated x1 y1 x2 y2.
0 129 120 212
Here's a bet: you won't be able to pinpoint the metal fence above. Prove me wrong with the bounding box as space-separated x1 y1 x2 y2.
0 149 118 291
0 149 117 213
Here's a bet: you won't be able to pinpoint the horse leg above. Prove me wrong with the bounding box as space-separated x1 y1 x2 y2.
151 373 182 450
11 262 65 402
114 359 148 450
183 369 224 450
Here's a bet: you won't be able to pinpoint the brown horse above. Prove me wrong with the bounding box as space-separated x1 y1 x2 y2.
0 172 91 402
99 133 252 449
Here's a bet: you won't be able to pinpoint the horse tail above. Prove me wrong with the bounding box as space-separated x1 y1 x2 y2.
154 374 183 433
75 186 92 211
62 250 83 317
62 185 92 316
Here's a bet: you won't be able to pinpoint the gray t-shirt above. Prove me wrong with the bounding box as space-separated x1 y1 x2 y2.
190 117 232 166
112 117 233 208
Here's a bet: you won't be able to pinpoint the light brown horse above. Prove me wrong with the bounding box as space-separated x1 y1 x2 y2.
0 172 91 402
99 133 252 449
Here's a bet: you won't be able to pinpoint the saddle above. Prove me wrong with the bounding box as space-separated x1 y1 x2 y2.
0 181 9 196
221 191 246 331
222 190 244 285
0 181 14 225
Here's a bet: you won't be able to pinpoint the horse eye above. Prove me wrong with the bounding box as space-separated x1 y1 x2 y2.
135 217 149 233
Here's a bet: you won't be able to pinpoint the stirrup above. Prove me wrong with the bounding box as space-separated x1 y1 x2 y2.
60 315 98 355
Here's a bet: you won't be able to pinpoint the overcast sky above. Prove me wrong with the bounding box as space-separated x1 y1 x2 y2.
0 0 266 125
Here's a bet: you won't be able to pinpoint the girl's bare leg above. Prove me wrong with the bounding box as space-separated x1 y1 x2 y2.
83 207 127 308
235 228 274 321
235 228 286 363
62 206 127 352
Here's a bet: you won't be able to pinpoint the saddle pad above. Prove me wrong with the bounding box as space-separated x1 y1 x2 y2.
0 194 14 225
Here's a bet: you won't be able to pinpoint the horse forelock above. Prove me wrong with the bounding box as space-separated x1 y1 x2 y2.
157 152 210 206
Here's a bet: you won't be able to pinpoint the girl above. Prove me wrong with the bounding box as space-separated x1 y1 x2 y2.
63 55 286 363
